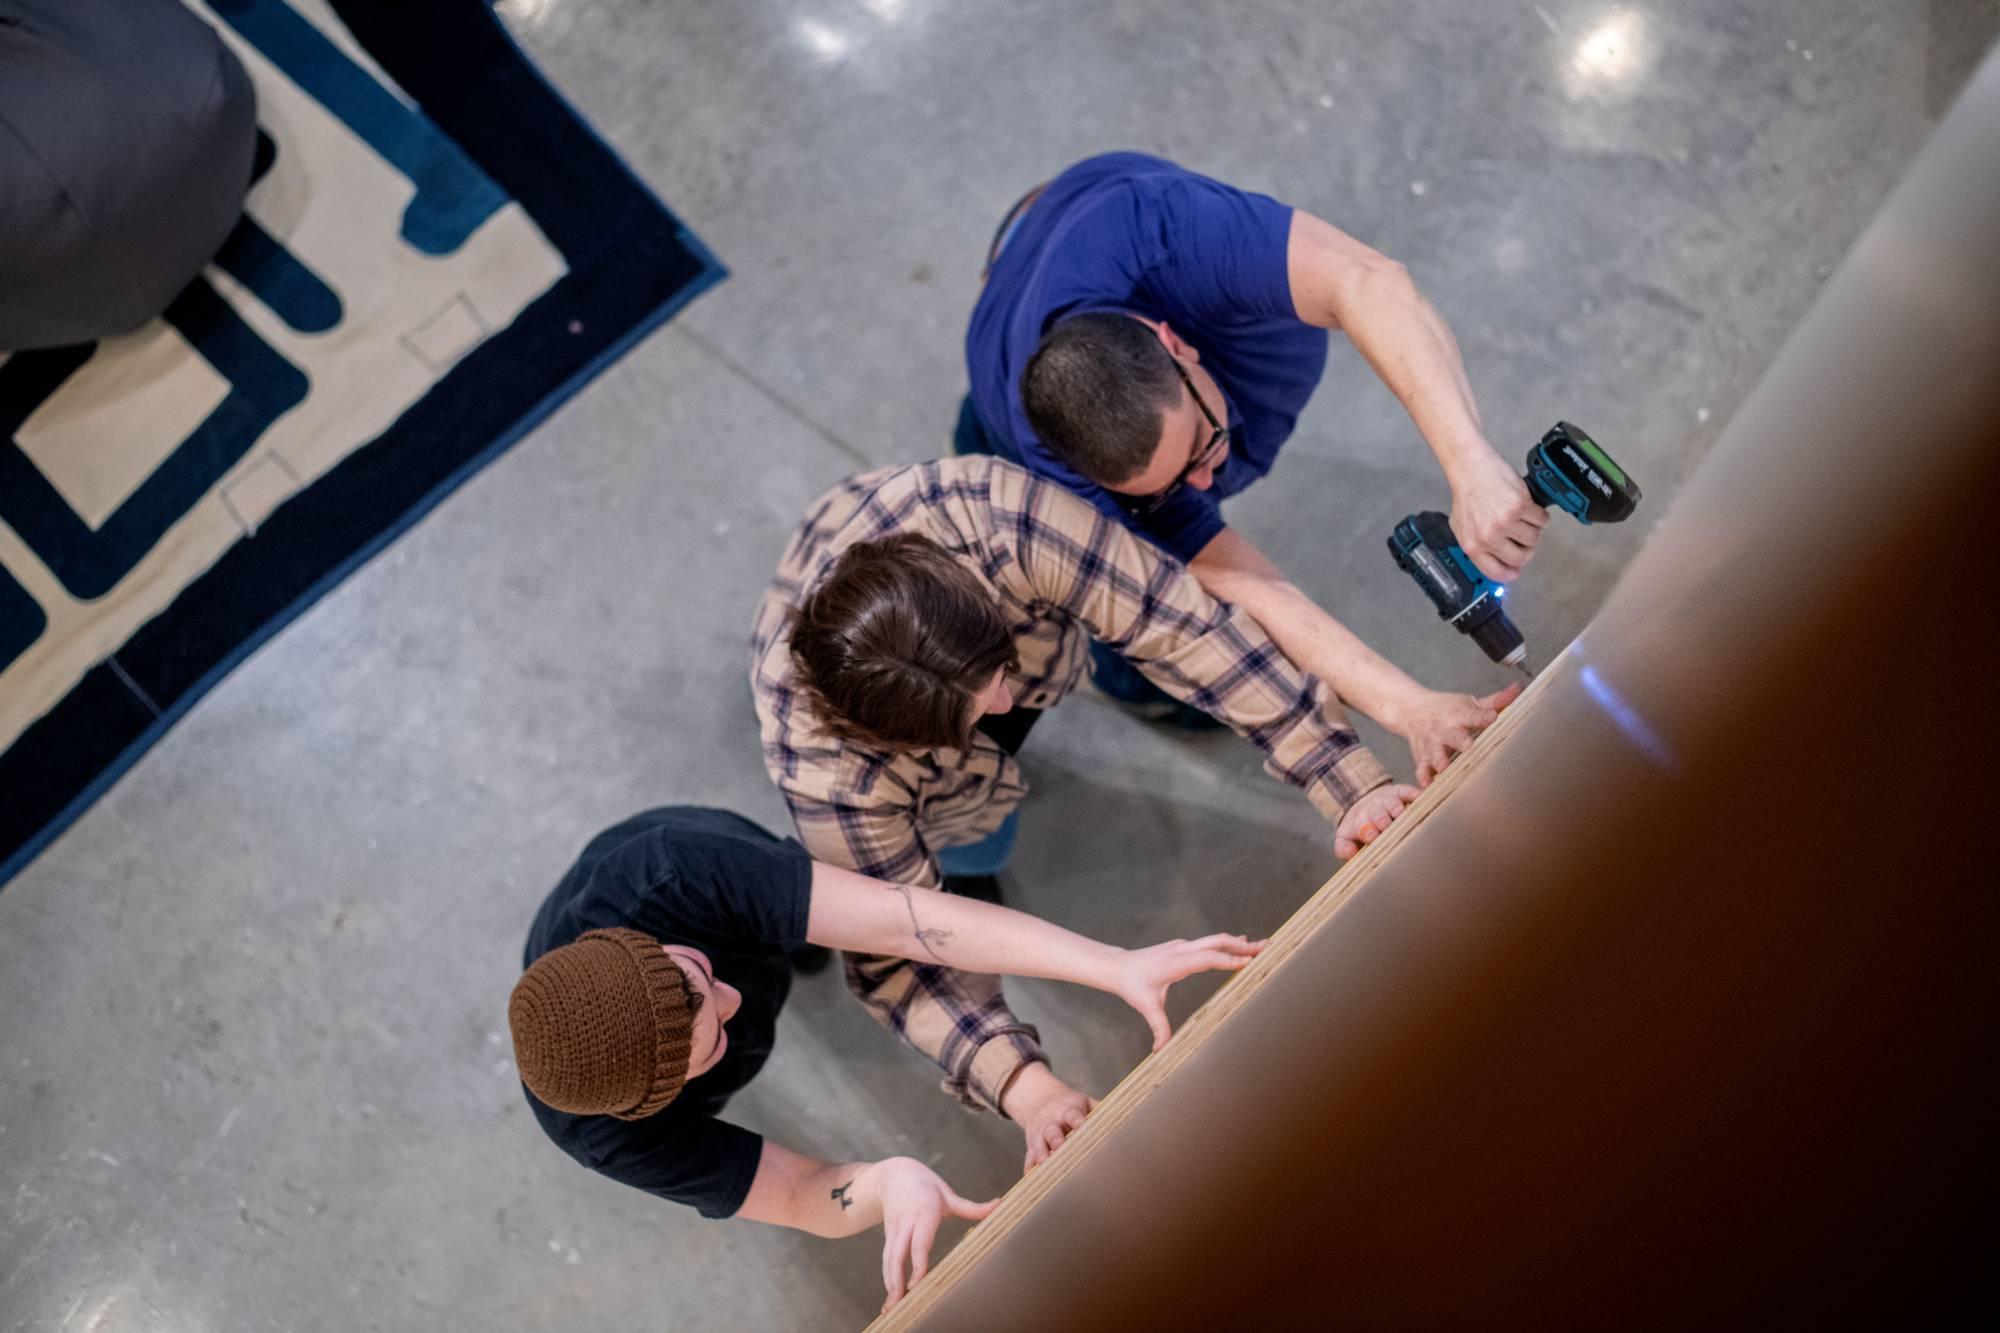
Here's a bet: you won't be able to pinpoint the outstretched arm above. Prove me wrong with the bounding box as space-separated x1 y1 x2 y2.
1009 481 1391 831
1286 209 1547 582
736 1140 995 1313
781 794 1100 1169
783 796 1049 1116
1188 526 1524 803
806 859 1264 1051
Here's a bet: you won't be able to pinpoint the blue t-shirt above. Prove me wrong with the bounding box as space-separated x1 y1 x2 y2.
967 152 1329 561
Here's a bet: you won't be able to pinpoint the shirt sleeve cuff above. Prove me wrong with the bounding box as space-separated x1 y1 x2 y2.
953 1024 1046 1114
702 1130 766 1220
1302 745 1394 826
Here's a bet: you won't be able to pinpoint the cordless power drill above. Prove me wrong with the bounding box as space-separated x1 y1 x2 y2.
1388 422 1640 678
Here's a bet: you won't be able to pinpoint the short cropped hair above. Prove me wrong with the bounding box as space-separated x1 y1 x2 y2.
1020 312 1182 487
788 534 1019 752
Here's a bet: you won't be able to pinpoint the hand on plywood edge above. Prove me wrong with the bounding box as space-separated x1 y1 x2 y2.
1001 1063 1096 1174
996 934 1266 1170
1383 679 1526 790
737 1142 994 1317
1114 934 1266 1051
864 1157 998 1315
1335 782 1421 859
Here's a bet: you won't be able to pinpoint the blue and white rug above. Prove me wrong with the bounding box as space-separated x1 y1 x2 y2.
0 0 724 886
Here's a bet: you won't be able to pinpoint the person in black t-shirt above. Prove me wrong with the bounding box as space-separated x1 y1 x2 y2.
510 806 1261 1311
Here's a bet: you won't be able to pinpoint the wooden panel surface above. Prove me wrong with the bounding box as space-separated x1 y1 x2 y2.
869 663 1559 1331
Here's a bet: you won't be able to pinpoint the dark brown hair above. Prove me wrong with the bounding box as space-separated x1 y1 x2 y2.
789 534 1018 752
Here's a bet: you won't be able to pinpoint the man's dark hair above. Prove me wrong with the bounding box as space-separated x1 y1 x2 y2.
1020 312 1182 487
676 970 705 1017
789 534 1019 753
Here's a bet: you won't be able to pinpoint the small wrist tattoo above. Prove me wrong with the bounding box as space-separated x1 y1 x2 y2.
896 884 956 964
832 1181 854 1210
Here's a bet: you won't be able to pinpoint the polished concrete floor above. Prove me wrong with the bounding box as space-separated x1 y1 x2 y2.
0 1 1973 1329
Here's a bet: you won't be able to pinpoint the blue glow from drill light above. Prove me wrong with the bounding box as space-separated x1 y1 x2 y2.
1578 663 1676 769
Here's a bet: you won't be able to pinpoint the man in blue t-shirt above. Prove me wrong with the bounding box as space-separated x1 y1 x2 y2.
511 806 1262 1311
964 152 1536 786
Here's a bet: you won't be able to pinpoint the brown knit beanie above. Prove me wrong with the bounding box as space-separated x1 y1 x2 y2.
508 928 695 1120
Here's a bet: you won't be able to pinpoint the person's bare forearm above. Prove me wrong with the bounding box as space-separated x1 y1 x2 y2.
737 1142 996 1308
872 884 1117 985
1342 265 1492 485
736 1140 878 1238
1289 211 1500 483
1188 527 1422 729
1288 211 1545 582
808 862 1119 990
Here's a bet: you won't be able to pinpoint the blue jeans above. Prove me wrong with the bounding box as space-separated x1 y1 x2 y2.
935 810 1019 878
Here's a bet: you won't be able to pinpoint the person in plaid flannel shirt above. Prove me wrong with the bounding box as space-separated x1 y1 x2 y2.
751 454 1514 1168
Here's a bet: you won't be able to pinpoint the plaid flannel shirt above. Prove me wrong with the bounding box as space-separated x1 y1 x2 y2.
749 457 1389 1112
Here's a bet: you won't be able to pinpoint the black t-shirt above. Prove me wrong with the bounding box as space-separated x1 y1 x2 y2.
520 807 812 1219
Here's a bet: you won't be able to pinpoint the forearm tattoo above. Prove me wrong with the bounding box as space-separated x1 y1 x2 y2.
896 884 956 963
832 1181 854 1210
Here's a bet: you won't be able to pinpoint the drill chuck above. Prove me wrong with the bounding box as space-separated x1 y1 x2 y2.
1469 605 1528 668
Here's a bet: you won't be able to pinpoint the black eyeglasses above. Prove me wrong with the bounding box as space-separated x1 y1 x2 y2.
1119 358 1229 517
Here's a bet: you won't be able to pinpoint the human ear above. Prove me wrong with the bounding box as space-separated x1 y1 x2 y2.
1155 321 1198 363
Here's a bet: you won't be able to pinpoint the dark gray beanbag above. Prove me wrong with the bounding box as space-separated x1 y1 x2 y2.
0 0 257 351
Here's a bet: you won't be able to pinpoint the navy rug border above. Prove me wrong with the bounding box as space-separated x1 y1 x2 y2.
0 0 724 889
